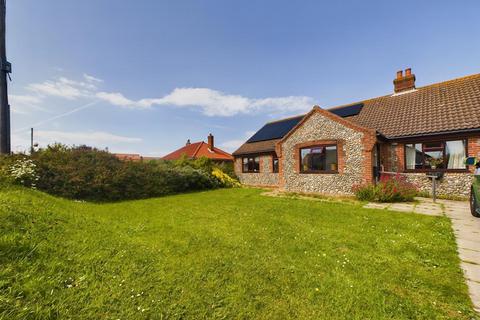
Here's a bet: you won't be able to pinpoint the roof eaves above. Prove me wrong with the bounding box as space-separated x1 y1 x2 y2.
387 128 480 140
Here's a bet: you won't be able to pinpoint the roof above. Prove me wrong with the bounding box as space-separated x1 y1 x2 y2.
162 141 233 161
114 153 142 161
346 73 480 138
232 139 281 156
247 115 304 143
233 72 480 155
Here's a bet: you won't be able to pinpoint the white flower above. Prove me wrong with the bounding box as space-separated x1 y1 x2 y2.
8 158 40 188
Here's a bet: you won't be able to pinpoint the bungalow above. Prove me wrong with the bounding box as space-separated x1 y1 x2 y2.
233 69 480 197
163 134 233 162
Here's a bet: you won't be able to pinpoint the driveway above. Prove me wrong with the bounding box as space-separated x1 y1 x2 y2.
365 198 480 313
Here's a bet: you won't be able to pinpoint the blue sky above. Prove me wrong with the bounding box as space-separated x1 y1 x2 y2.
7 0 480 155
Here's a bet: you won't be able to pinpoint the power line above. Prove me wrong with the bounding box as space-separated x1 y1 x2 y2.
14 100 100 134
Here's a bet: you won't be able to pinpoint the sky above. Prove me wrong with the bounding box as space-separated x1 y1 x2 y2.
7 0 480 156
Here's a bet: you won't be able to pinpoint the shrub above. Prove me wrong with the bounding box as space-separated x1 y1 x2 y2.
7 158 39 188
174 155 237 179
353 174 418 202
0 144 237 202
212 167 241 188
352 183 376 201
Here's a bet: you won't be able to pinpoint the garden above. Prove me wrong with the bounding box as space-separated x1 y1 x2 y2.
0 186 477 319
0 146 477 319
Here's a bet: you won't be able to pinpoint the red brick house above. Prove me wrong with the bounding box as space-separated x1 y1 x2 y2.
233 70 480 196
163 134 233 162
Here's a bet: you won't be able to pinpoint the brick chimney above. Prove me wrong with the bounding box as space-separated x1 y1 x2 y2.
186 139 191 146
208 134 214 151
393 68 416 93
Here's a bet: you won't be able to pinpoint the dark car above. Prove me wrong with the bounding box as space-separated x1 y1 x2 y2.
466 156 480 217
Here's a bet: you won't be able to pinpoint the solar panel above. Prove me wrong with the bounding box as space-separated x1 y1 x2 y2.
247 115 304 143
329 103 364 117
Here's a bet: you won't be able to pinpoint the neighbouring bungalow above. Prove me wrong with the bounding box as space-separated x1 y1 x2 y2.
162 134 234 163
233 69 480 197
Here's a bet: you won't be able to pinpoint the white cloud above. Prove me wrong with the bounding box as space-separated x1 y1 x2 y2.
218 139 245 151
35 130 142 145
18 74 316 118
26 76 101 100
11 130 142 153
83 73 103 83
219 130 257 152
95 92 150 109
27 77 89 99
9 94 47 114
97 87 315 116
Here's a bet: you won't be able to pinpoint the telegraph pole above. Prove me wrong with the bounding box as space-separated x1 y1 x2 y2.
30 127 33 154
0 0 11 154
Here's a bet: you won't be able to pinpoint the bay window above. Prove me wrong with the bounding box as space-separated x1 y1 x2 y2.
405 140 466 171
300 145 338 173
242 156 260 173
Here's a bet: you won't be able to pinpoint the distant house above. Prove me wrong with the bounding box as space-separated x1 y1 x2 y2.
113 153 162 162
114 153 142 161
163 134 233 162
233 69 480 197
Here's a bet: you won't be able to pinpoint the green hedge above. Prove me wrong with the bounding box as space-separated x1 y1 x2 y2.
0 145 237 202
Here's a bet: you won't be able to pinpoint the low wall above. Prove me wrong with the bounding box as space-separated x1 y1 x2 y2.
404 173 473 197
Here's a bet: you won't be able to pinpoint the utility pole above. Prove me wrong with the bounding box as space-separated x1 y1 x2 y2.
0 0 11 154
30 127 33 154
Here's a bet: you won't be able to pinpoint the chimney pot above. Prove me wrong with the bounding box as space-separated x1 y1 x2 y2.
208 134 214 151
186 139 191 146
393 68 416 93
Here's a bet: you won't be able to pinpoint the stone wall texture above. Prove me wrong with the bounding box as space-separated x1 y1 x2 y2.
234 155 279 187
280 111 367 195
404 173 473 197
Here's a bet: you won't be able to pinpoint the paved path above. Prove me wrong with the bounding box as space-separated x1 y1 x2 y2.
365 198 480 312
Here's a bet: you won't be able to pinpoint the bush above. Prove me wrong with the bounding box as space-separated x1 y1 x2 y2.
7 158 39 188
212 167 241 188
0 145 239 202
353 174 418 202
174 155 237 179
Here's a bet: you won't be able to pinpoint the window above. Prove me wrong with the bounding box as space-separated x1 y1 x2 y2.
242 156 260 173
272 157 279 173
300 145 338 173
405 140 466 171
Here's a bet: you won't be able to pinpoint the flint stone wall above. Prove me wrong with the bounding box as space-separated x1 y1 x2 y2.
281 112 366 195
404 173 473 197
234 155 279 187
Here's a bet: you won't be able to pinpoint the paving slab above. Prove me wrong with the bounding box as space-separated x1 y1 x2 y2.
459 250 480 264
363 203 389 209
461 262 480 283
457 238 480 252
467 280 480 312
414 208 443 216
388 203 415 212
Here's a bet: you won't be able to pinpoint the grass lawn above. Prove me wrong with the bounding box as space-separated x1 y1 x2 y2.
0 187 478 319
